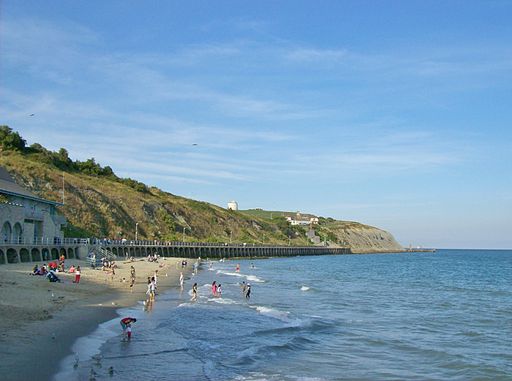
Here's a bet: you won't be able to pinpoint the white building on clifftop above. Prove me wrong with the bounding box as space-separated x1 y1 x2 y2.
227 200 238 211
286 211 319 226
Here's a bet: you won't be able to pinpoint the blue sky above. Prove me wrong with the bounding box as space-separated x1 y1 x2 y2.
1 1 511 249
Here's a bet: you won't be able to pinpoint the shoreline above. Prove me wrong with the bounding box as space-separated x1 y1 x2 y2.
0 257 192 381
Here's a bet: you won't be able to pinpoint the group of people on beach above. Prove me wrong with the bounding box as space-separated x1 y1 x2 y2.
30 263 81 283
119 259 254 343
147 253 159 262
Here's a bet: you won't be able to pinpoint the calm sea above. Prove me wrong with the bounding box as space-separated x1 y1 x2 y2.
56 249 512 380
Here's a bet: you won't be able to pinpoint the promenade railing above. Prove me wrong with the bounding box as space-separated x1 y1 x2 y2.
1 237 348 250
0 237 88 246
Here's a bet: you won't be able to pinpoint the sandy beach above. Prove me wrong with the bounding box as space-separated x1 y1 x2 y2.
0 256 191 381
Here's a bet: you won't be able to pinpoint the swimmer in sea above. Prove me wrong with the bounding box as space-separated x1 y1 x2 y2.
245 284 251 299
191 282 198 301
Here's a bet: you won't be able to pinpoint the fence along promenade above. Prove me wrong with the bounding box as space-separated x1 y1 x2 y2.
0 237 351 265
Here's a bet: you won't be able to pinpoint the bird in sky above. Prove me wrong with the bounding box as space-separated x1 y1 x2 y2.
29 113 35 116
192 143 198 146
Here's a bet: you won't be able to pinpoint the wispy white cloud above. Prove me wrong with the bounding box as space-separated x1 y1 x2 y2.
285 47 348 63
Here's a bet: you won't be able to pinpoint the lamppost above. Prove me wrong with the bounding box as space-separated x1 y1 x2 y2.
135 222 139 241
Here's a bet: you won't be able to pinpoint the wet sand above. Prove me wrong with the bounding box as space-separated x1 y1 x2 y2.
0 257 190 381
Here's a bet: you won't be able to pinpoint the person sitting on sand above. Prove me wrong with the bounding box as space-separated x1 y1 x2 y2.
30 264 39 275
47 270 61 283
68 265 76 273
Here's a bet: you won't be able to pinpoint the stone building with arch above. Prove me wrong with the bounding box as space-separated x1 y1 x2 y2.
0 166 66 246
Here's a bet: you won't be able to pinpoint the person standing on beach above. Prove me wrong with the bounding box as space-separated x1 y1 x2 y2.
147 278 156 302
191 283 198 301
130 266 136 291
73 266 81 283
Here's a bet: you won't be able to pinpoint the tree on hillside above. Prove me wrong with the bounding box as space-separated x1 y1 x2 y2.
0 126 26 151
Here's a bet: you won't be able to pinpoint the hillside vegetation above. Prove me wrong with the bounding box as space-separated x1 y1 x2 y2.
0 126 403 252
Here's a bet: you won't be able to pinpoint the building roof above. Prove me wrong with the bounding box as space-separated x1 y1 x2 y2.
0 167 62 206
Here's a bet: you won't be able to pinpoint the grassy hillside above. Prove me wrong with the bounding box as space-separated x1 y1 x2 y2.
0 126 403 251
0 132 309 245
240 209 317 220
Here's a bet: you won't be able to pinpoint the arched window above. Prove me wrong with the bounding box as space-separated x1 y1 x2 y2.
2 222 12 243
13 223 23 244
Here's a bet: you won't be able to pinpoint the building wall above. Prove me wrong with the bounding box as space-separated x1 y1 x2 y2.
0 195 65 243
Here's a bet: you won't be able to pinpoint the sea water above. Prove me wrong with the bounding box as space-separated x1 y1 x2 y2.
56 250 512 380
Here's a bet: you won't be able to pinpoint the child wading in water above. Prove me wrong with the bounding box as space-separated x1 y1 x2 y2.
120 317 137 340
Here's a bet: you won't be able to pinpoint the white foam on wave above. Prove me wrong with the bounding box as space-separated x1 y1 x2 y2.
251 305 291 322
300 286 310 291
246 274 264 283
209 297 240 305
217 270 265 283
234 372 328 381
